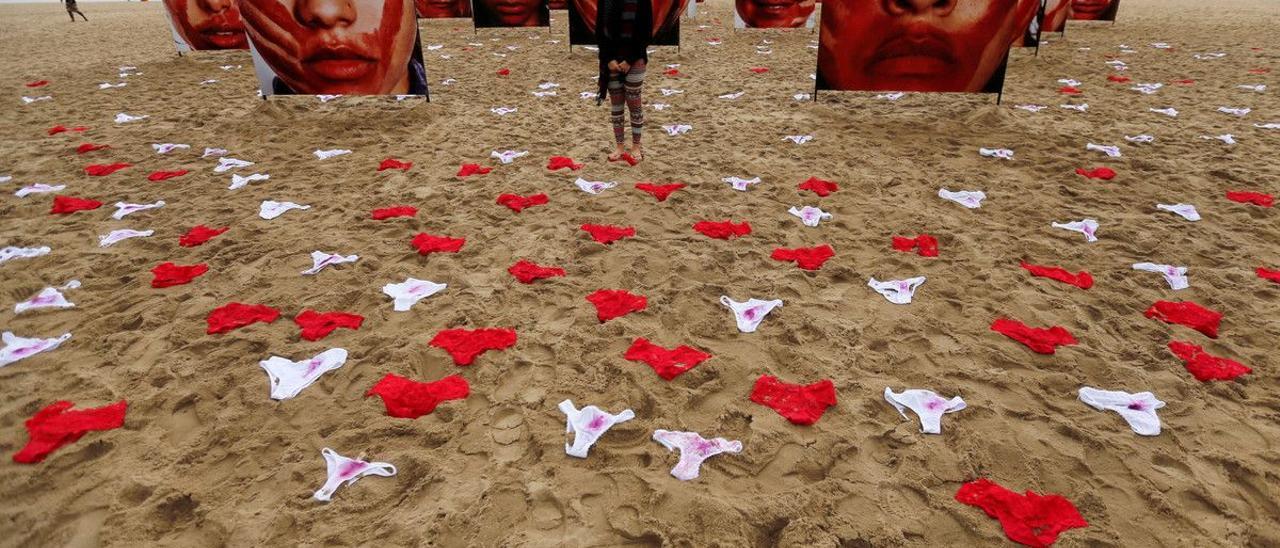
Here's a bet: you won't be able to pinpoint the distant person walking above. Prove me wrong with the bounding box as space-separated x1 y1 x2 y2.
63 0 88 21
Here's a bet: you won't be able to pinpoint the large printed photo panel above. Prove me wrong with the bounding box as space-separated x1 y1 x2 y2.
416 0 472 18
1069 0 1118 21
568 0 688 46
1043 0 1069 32
162 0 249 53
733 0 816 29
472 0 551 27
241 0 429 96
816 0 1040 94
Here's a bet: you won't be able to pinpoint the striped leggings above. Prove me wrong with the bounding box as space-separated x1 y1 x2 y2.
608 60 646 145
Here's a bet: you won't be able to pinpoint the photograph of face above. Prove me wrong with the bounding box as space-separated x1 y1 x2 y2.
1069 0 1117 21
1043 0 1069 31
240 0 428 96
415 0 472 17
1015 0 1045 47
734 0 816 29
817 0 1040 93
567 0 686 46
472 0 549 27
162 0 249 51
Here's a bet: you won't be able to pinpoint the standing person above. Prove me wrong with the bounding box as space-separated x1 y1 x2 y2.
596 0 651 162
63 0 88 21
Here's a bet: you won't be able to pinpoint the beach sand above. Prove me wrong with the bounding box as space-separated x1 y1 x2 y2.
1 0 1278 545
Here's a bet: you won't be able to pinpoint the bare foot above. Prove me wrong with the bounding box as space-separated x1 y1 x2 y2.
629 145 643 162
608 146 626 161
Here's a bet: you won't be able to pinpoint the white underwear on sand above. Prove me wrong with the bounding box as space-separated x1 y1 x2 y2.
884 388 966 434
260 348 347 400
382 278 446 311
559 399 635 458
720 296 782 333
1052 219 1099 242
313 448 396 502
1078 387 1164 436
652 430 742 481
1132 262 1188 290
868 276 926 305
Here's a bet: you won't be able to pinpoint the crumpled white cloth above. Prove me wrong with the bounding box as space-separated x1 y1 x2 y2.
884 388 966 434
490 107 517 115
0 332 71 368
1132 262 1188 290
574 178 616 195
302 251 358 276
723 176 761 192
1156 203 1200 221
1078 387 1164 436
15 184 65 197
1150 107 1178 117
1016 104 1047 112
1125 134 1155 143
979 148 1014 160
214 157 253 172
314 149 351 160
99 229 153 247
1201 134 1236 145
1086 143 1121 157
876 92 905 101
229 173 269 190
1052 219 1100 242
202 147 229 158
1061 104 1089 112
938 188 986 209
663 124 692 136
114 112 147 123
259 200 311 220
1217 106 1251 117
0 246 51 264
788 206 832 227
153 143 190 154
14 281 80 314
112 200 164 220
783 135 813 145
868 276 926 304
382 278 446 311
491 150 528 164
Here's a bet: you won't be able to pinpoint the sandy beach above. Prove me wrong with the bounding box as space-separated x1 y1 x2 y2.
1 0 1278 545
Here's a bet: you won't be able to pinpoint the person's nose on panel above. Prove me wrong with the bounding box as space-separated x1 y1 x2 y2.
198 0 232 13
884 0 955 16
295 0 357 28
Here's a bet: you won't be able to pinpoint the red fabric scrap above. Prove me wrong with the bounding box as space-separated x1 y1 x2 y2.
1058 86 1082 95
76 143 109 154
624 338 711 380
1106 75 1131 83
411 233 466 255
892 235 939 257
26 80 50 87
147 169 189 181
1248 68 1270 74
955 478 1088 548
365 374 470 418
179 225 228 247
497 68 510 76
496 193 548 212
771 244 835 270
547 156 583 171
457 163 492 177
378 158 413 171
1258 267 1280 284
84 163 131 176
581 224 635 244
429 328 517 365
508 260 565 283
610 152 639 166
1075 167 1116 180
749 375 837 426
150 262 208 288
50 195 102 214
585 289 647 322
635 182 685 201
693 220 751 239
798 176 838 197
1020 262 1093 289
206 302 280 335
991 318 1077 354
12 400 127 464
749 67 769 74
1226 191 1273 208
371 205 417 220
1144 301 1222 338
48 125 89 135
664 68 680 76
294 310 364 341
1171 79 1196 85
1168 341 1251 382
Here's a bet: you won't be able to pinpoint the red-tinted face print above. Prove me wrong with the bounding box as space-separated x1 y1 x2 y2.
1070 0 1111 20
164 0 249 50
475 0 543 25
415 0 469 17
735 0 815 28
1044 0 1069 31
818 0 1038 92
241 0 418 94
549 0 566 8
570 0 686 36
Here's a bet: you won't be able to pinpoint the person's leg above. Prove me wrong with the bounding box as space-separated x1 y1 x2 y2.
624 60 647 160
77 8 87 20
67 7 75 21
607 71 626 160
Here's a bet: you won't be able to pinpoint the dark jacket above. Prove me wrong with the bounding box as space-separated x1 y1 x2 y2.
596 0 652 103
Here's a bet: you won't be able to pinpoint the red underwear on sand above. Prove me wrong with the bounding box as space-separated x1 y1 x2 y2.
750 375 837 425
